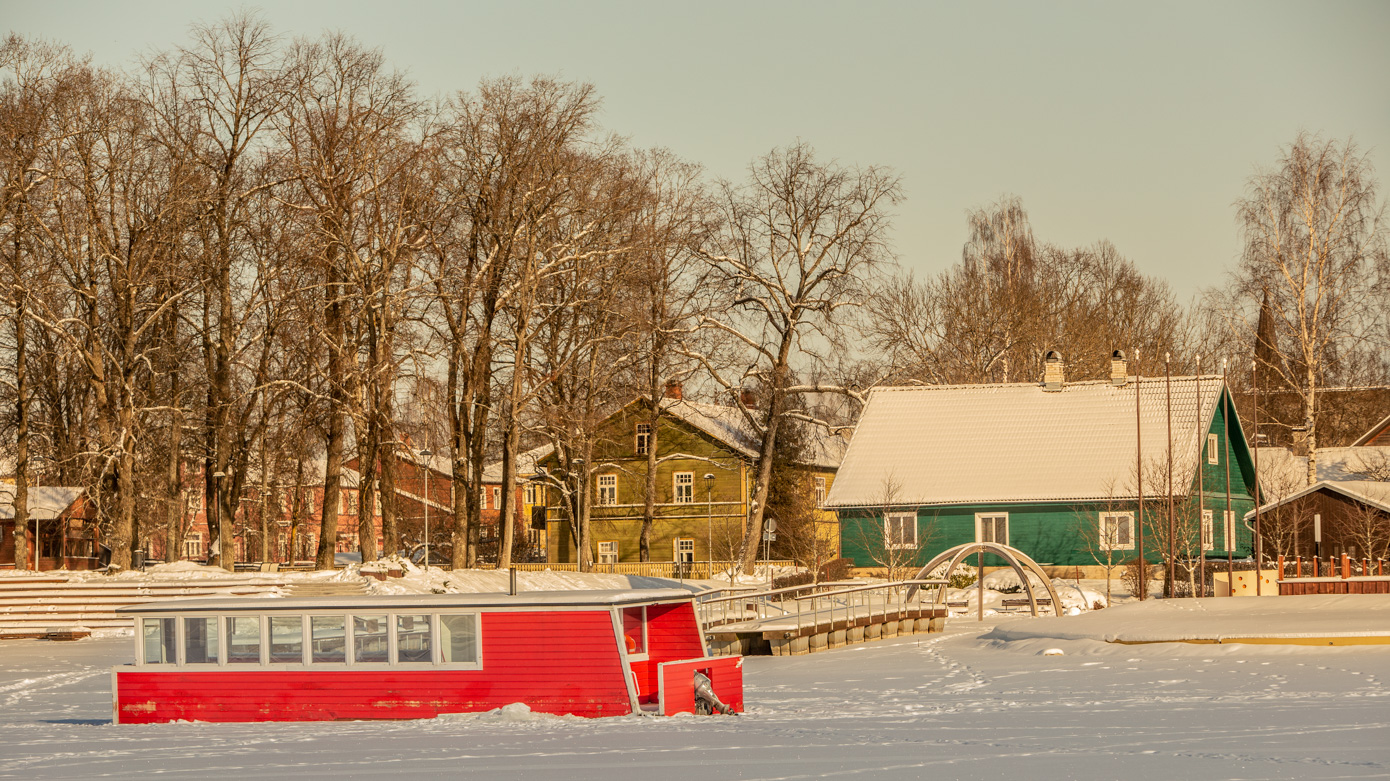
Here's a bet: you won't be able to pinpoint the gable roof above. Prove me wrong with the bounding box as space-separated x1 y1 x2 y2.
825 376 1231 508
1352 413 1390 446
1256 446 1390 491
0 486 85 520
1246 480 1390 518
657 398 847 470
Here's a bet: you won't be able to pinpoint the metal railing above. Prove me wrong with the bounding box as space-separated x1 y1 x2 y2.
696 579 948 635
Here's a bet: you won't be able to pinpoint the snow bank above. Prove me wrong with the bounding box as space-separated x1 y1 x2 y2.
984 594 1390 644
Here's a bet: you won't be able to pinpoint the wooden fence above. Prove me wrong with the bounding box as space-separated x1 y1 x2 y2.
1276 553 1390 596
477 560 795 580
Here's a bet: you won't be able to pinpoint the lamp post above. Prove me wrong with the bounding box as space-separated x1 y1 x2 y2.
704 473 715 578
419 448 432 568
212 471 226 570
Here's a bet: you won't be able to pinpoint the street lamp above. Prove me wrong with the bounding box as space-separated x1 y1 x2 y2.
212 471 226 570
704 473 716 577
418 449 432 568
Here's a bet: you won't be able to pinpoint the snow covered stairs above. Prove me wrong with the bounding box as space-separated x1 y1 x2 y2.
284 579 370 597
0 576 287 639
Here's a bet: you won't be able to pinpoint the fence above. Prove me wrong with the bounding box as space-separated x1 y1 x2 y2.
478 560 795 580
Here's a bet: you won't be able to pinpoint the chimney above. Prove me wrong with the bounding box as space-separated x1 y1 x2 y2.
1110 350 1128 386
1042 351 1065 391
739 389 757 408
664 380 683 400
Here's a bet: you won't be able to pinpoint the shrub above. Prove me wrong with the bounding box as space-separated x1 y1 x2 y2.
949 572 978 589
817 557 854 582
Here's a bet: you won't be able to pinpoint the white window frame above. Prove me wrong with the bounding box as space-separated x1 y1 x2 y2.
1208 433 1219 465
673 472 694 504
598 540 619 564
635 423 652 456
1098 511 1134 551
674 538 695 563
597 474 618 506
523 484 536 506
1201 509 1215 551
975 512 1009 546
884 511 917 550
135 611 482 671
814 476 827 508
1223 509 1236 552
491 487 501 510
182 532 204 560
617 605 648 662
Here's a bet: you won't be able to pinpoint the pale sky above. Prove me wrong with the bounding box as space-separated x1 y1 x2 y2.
7 1 1389 301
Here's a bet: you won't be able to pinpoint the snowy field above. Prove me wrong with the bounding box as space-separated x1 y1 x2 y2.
3 601 1389 780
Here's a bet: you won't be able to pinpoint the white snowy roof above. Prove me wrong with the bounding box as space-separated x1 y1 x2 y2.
481 445 553 484
825 377 1229 508
1255 446 1390 490
1246 480 1390 518
0 486 84 519
659 398 847 470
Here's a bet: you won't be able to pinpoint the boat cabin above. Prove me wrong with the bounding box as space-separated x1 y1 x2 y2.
112 589 743 723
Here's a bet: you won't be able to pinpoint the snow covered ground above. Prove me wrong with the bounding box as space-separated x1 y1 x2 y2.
3 600 1388 779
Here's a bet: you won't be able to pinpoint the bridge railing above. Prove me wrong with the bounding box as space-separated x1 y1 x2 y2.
697 579 948 633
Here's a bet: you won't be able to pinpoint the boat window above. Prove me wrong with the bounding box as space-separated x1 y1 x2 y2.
184 617 220 664
311 616 346 663
353 615 389 663
439 614 478 663
621 606 646 655
226 616 262 664
396 614 432 663
269 616 304 663
142 617 176 664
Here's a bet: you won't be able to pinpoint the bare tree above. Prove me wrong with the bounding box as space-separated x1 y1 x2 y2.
1231 133 1387 485
693 143 900 572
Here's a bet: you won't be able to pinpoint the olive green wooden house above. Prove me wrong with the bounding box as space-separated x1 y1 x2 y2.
544 396 845 565
827 355 1257 575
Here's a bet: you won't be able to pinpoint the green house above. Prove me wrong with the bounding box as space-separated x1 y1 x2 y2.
827 356 1257 575
544 395 845 565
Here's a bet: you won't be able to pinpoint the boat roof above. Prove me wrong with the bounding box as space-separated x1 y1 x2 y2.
117 589 697 614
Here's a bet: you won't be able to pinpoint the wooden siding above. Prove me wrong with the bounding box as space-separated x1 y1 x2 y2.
115 610 632 723
630 602 706 703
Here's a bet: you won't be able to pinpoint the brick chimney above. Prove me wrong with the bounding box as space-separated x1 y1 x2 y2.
739 389 757 408
664 380 683 400
1042 351 1064 392
1110 350 1128 386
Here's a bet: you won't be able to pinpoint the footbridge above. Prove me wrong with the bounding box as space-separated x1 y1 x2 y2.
698 579 950 656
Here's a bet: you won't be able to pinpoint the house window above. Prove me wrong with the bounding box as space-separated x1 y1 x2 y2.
183 532 204 559
884 511 917 549
675 538 695 563
621 606 646 658
597 474 618 506
635 423 652 456
1223 510 1236 551
977 513 1009 546
1201 510 1214 551
523 484 536 506
1208 433 1219 465
303 490 315 515
598 540 619 564
814 476 827 508
479 488 487 510
673 472 694 503
343 490 358 516
491 487 501 510
1099 512 1134 551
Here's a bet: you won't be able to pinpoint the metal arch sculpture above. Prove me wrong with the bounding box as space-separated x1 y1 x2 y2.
906 542 1064 617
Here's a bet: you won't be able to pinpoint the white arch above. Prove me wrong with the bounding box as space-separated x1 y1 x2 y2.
907 542 1063 617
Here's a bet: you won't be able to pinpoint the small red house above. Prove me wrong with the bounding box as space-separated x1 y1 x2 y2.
113 589 742 723
0 487 100 571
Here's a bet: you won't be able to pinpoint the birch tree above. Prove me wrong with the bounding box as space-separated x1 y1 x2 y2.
1233 133 1387 485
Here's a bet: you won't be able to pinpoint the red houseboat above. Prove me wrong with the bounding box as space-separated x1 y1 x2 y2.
112 589 743 723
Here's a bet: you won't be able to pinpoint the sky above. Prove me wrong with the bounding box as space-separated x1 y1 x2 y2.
6 1 1389 301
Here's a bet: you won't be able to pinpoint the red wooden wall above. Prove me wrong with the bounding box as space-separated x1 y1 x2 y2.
116 609 631 723
629 602 705 703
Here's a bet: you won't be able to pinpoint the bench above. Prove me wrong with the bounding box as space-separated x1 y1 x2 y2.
1001 598 1052 608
